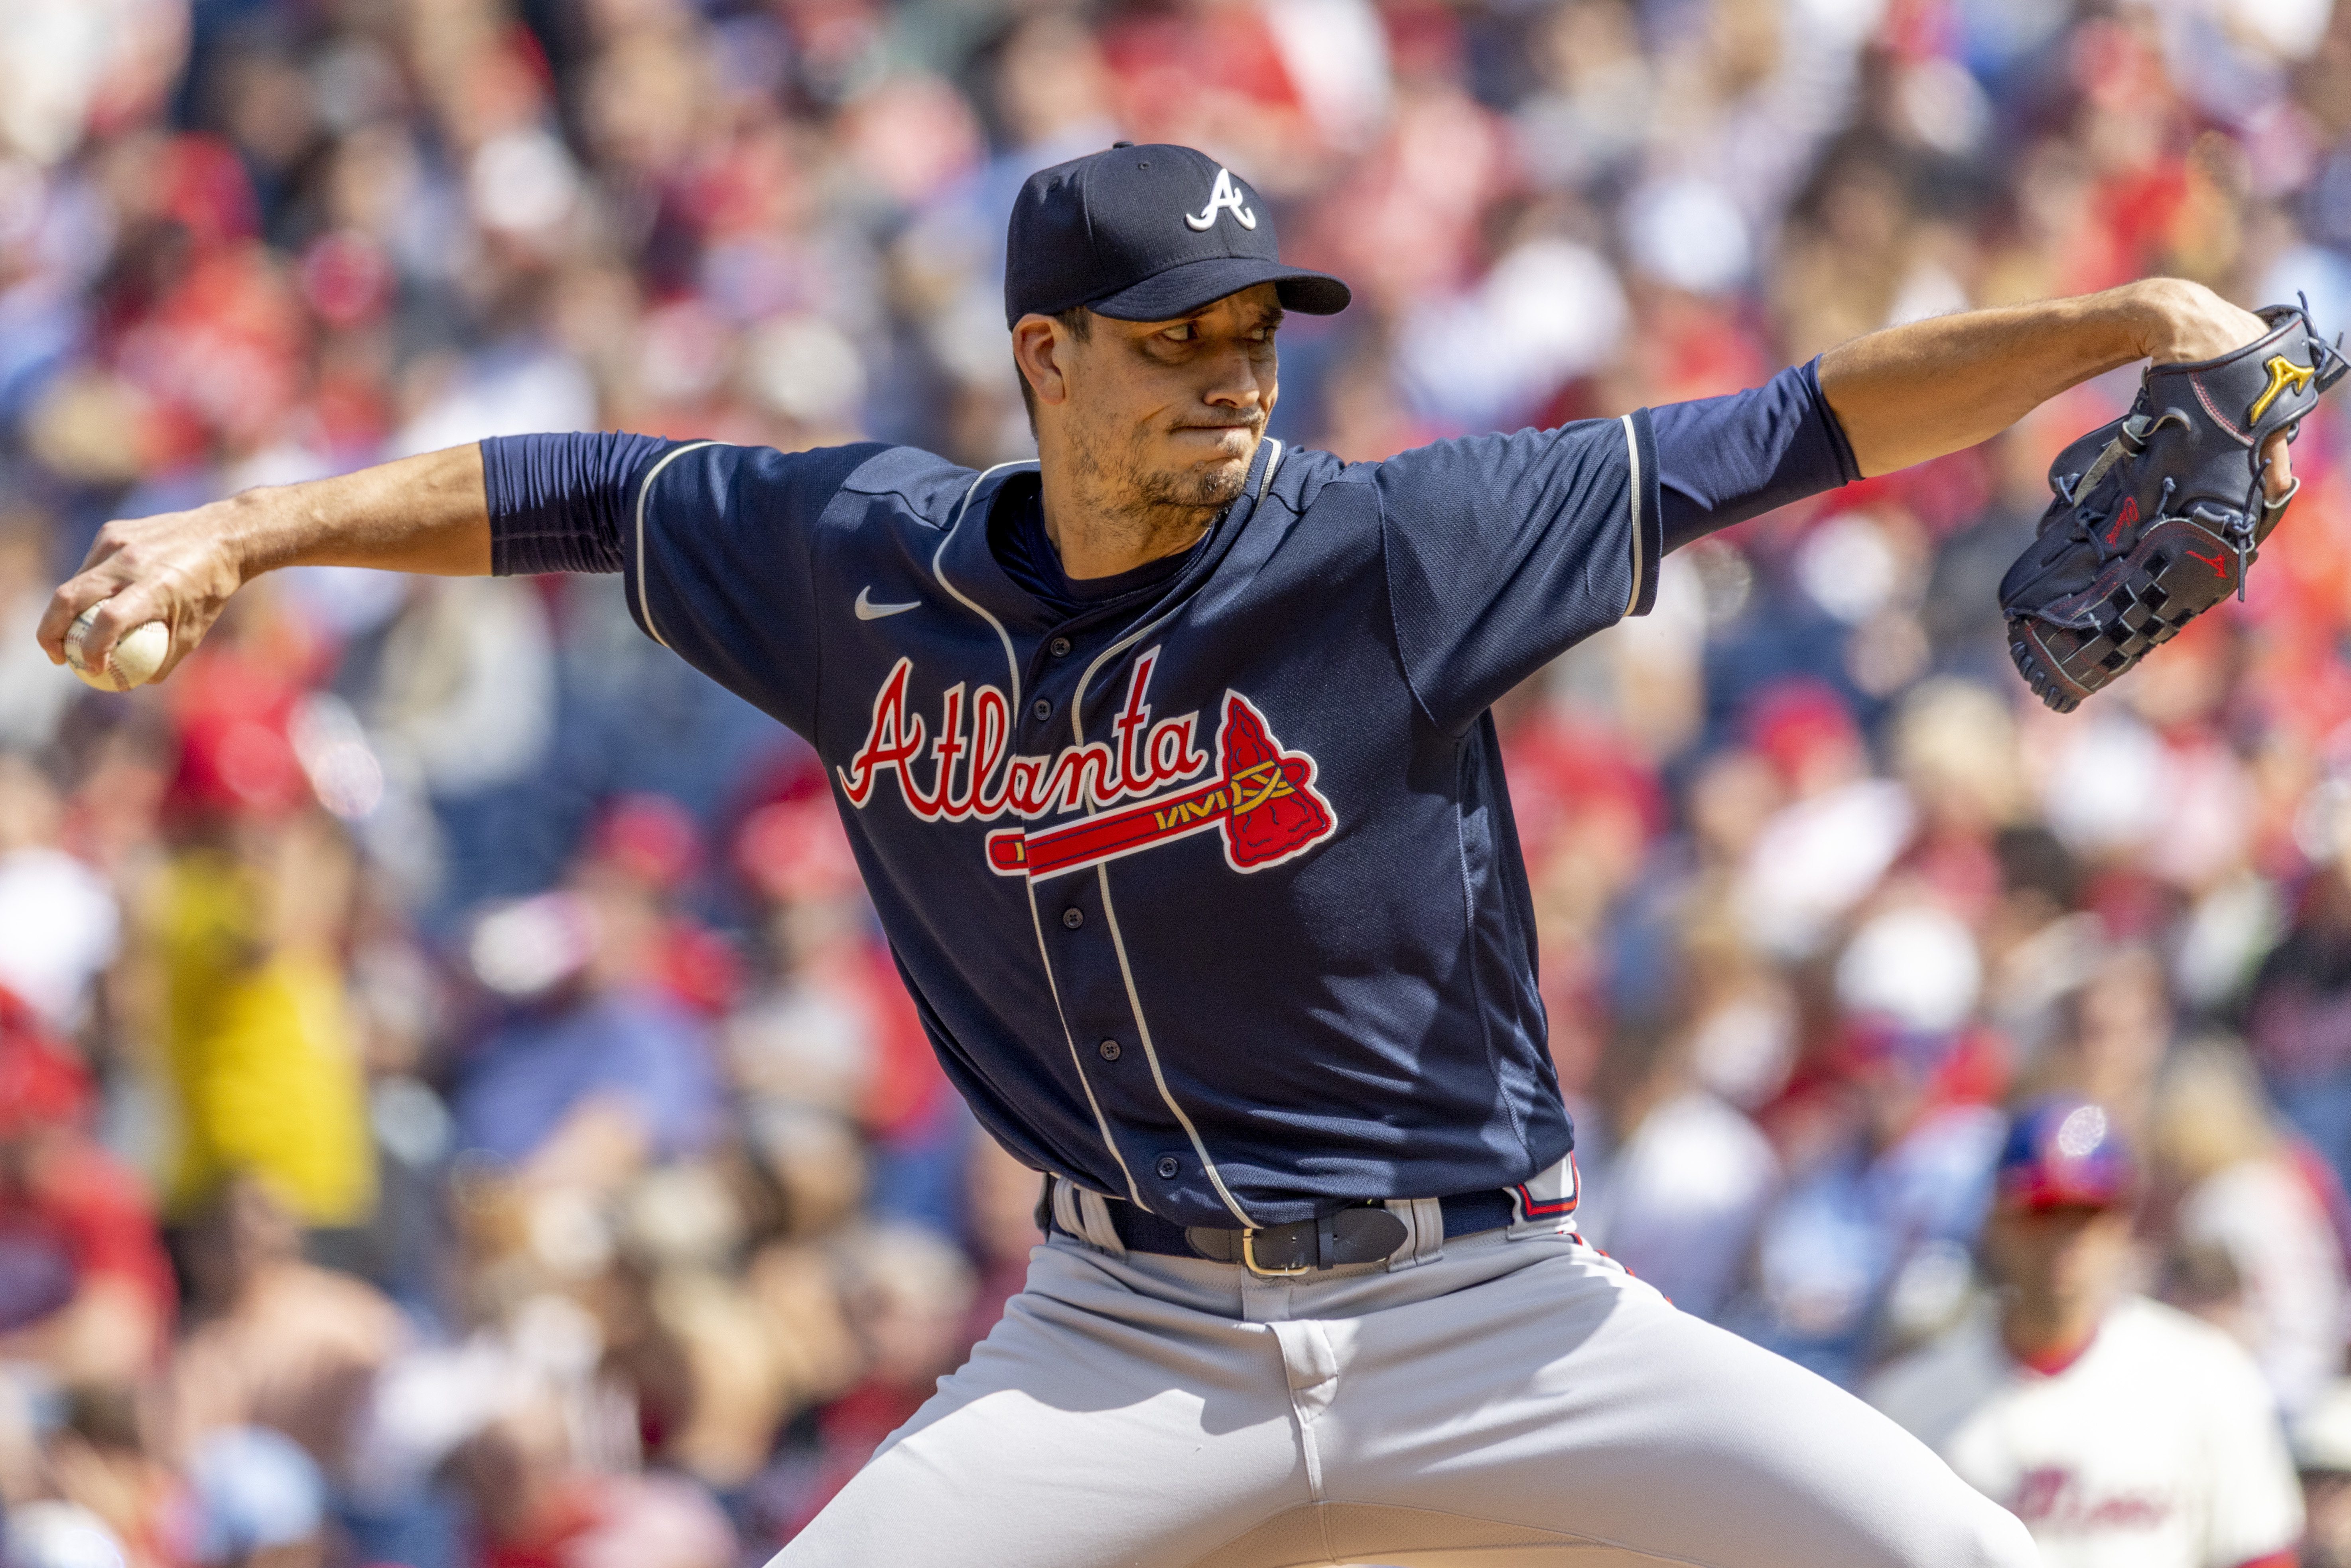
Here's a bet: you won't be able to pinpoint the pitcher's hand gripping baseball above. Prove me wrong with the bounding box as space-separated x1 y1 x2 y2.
37 446 491 685
2000 298 2347 712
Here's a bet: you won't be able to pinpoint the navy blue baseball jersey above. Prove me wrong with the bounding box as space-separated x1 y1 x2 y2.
481 364 1854 1227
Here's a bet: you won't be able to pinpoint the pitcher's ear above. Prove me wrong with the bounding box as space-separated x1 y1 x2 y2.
1013 315 1074 409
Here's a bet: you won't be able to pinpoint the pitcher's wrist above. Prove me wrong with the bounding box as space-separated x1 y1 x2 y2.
215 487 295 583
2127 277 2264 366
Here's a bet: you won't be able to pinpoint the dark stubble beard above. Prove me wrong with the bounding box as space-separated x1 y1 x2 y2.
1065 413 1262 561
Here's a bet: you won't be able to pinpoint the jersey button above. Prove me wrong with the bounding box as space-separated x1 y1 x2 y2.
1049 636 1072 657
1155 1155 1181 1180
1033 698 1053 720
1098 1039 1121 1062
1061 907 1084 930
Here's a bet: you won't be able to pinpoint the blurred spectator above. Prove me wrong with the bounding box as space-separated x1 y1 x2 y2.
727 795 954 1230
2248 805 2351 1197
575 796 737 1020
444 1389 733 1568
451 890 720 1191
1733 680 1914 961
2021 946 2177 1137
36 1387 189 1568
342 1294 637 1561
768 1225 975 1538
167 1176 404 1481
4 1501 132 1568
1981 825 2097 1062
1730 902 2006 1382
1571 1014 1777 1322
0 990 169 1390
1869 1098 2303 1568
0 754 118 1034
0 515 82 753
2153 1042 2351 1419
185 1426 323 1568
152 645 374 1232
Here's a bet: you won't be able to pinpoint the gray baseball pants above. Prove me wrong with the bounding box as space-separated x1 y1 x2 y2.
778 1195 2035 1566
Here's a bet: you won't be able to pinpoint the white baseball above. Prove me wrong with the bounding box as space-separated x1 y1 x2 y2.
63 603 170 692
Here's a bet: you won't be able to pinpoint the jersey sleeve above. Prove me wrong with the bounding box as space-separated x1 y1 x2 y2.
1652 357 1860 552
2197 1339 2305 1568
1374 411 1660 735
621 439 890 739
481 431 676 575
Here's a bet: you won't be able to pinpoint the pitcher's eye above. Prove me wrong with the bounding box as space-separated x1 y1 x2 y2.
1163 322 1197 343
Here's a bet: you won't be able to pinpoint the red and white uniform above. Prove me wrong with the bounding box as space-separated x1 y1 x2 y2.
1867 1294 2303 1568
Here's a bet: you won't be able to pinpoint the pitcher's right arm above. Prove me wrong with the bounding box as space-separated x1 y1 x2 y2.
38 442 493 681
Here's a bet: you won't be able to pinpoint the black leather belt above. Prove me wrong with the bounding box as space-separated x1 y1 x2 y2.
1056 1188 1519 1274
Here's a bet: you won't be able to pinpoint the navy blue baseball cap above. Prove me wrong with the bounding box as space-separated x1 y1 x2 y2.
1005 143 1350 327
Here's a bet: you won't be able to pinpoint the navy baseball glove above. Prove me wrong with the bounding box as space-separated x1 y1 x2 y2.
2000 299 2347 713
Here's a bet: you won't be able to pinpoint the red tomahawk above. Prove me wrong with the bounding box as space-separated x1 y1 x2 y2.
986 693 1336 880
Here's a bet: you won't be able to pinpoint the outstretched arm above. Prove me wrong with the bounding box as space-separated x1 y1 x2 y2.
38 431 671 682
1653 278 2296 556
37 443 492 681
1818 277 2291 489
33 431 841 735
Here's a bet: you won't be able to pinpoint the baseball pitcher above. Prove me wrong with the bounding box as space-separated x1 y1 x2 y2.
41 144 2343 1566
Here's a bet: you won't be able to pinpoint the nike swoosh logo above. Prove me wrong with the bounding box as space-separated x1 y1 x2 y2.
854 587 921 620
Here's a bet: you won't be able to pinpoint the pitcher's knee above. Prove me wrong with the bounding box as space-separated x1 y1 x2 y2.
1866 1472 2034 1568
1945 1493 2036 1568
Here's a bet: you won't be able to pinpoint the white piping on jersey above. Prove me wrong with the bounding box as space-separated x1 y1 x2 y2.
1618 414 1644 618
1094 870 1255 1225
934 459 1145 1206
631 440 721 648
1061 436 1283 1230
931 460 1037 711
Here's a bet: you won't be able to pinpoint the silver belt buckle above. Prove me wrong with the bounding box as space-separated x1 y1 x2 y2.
1240 1227 1311 1278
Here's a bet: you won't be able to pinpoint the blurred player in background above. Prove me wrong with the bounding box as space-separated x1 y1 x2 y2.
1869 1096 2303 1568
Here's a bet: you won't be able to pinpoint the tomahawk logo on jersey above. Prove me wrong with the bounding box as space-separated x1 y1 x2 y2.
835 645 1337 881
982 691 1336 881
619 420 1659 1229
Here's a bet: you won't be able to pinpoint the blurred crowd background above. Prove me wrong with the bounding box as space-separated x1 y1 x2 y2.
2 0 2351 1563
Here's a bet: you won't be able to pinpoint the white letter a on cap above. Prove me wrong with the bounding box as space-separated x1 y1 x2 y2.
1184 167 1257 232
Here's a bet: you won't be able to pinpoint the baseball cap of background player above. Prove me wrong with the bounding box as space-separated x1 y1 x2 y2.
1994 1097 2139 1211
1004 143 1351 327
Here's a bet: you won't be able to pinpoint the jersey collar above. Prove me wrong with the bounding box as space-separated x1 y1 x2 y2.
932 437 1285 638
